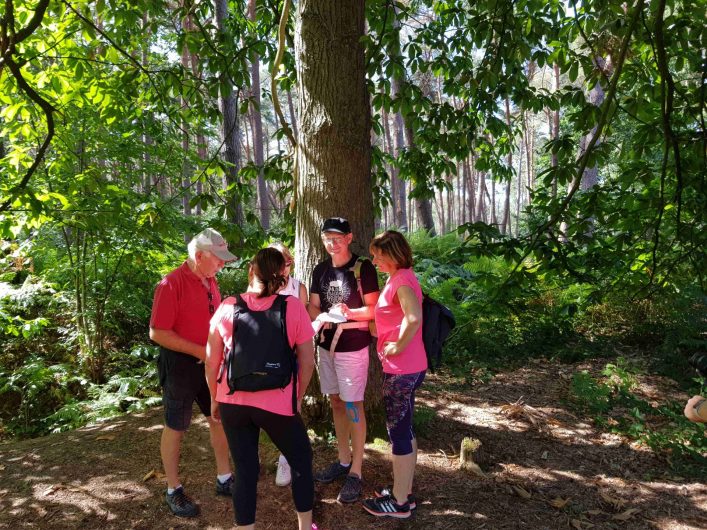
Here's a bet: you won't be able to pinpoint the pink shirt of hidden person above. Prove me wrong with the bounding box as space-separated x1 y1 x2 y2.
375 267 427 374
209 293 314 416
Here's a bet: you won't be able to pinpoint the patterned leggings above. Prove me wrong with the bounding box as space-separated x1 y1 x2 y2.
383 370 426 455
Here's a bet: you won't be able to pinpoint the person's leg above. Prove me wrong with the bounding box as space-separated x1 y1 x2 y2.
383 371 425 505
335 346 370 478
256 407 314 529
392 452 416 504
207 418 232 475
317 346 352 466
409 436 418 495
161 360 197 490
349 401 366 478
195 378 232 477
296 511 313 530
219 404 260 527
329 394 352 465
161 426 185 489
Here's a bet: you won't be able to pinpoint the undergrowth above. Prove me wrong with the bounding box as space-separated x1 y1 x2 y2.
568 359 706 477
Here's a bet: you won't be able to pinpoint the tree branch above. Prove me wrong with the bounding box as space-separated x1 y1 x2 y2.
0 55 55 212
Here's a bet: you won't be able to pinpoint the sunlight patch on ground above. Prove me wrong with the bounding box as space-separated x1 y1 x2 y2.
138 422 164 432
23 476 152 520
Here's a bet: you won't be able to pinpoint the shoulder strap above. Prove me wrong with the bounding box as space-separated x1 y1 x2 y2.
349 256 370 301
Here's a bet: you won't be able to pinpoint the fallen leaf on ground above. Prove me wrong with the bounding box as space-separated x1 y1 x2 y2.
549 497 570 509
95 435 116 441
512 485 532 499
586 509 607 515
43 484 65 496
541 450 549 460
599 490 626 510
571 519 583 529
143 469 156 481
613 508 641 521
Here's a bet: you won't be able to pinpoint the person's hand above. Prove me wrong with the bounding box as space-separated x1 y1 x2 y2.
684 395 707 423
331 303 352 319
211 399 221 423
382 341 400 357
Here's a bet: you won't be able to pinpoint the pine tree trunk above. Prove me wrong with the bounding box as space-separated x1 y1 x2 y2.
248 0 269 229
213 0 243 228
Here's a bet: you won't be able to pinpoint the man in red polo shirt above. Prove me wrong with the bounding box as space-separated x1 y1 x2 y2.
150 228 236 517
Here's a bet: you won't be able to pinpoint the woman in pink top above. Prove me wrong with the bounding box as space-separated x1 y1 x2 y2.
205 248 316 530
362 230 426 520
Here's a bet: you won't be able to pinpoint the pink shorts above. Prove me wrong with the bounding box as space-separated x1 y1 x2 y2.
317 346 369 402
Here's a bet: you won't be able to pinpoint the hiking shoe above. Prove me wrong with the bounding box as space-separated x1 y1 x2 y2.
165 486 199 517
362 494 411 519
215 475 234 496
313 461 350 483
276 456 292 487
337 473 362 503
374 485 416 509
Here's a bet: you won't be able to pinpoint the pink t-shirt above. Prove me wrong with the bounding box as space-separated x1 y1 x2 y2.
374 268 427 375
150 261 221 346
210 293 314 416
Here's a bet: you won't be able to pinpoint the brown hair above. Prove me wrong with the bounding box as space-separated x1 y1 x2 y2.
369 230 413 269
250 247 287 297
268 241 292 261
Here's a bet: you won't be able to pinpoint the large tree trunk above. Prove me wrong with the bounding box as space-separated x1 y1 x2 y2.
213 0 244 228
294 0 382 420
248 0 269 229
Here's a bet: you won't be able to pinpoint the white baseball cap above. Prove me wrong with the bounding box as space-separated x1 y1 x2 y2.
192 228 237 261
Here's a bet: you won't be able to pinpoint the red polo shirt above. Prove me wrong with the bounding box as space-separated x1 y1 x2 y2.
150 261 222 346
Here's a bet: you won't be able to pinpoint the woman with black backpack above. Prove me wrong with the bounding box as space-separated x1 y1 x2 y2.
362 230 427 520
205 247 317 530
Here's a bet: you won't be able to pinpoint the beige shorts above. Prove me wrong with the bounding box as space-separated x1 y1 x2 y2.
317 345 369 402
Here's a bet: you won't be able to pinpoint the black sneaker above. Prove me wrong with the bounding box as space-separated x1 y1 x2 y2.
337 473 362 503
314 461 351 483
362 494 411 519
216 475 233 496
374 485 416 509
165 486 199 517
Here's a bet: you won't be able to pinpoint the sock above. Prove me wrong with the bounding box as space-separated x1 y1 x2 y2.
339 461 351 468
278 454 288 465
167 484 182 495
217 473 232 484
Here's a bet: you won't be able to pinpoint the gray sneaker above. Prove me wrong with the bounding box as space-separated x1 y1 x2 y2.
337 473 362 503
314 461 351 483
216 475 233 496
165 486 199 517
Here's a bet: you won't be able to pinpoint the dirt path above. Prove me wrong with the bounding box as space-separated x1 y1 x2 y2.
1 359 705 529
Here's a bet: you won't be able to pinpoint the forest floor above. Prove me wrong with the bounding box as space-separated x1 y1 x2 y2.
1 357 705 530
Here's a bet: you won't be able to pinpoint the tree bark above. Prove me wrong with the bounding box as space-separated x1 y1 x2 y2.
248 0 269 229
294 0 382 420
213 0 244 228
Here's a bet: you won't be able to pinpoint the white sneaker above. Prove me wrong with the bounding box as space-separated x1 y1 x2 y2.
275 455 291 487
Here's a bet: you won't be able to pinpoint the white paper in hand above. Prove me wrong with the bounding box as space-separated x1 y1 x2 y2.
312 311 347 333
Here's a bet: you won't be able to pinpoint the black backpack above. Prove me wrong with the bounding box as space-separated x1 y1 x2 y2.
222 294 297 411
422 294 456 373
